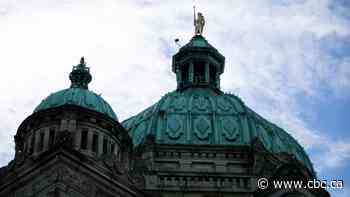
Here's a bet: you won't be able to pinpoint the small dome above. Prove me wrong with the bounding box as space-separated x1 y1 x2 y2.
34 57 118 121
34 88 118 121
122 88 313 172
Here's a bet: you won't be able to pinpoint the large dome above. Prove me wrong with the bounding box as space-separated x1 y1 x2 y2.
122 88 313 172
122 35 314 173
34 57 118 121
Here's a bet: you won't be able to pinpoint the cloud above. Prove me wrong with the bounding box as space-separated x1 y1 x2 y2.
0 4 349 197
312 139 350 171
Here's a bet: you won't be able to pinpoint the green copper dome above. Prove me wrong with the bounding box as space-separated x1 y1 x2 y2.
122 35 314 173
34 57 118 121
122 88 313 172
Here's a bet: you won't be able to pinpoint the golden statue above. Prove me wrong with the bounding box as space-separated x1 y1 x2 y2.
194 6 205 35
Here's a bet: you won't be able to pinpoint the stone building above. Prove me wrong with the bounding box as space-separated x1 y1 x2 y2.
0 33 329 197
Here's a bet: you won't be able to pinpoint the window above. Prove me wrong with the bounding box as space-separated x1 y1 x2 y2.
209 65 216 86
111 143 115 154
81 130 88 150
181 64 189 84
49 128 55 148
92 133 98 153
29 134 35 154
38 132 45 152
193 61 205 83
103 138 108 154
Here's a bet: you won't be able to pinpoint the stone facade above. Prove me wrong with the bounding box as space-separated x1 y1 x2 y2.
131 136 329 197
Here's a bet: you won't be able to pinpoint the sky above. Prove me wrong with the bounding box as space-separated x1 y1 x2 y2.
0 0 349 196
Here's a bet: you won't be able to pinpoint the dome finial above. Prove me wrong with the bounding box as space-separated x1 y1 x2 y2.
69 57 92 89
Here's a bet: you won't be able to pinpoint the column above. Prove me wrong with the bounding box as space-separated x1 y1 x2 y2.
114 143 119 155
60 119 68 131
87 129 93 151
216 73 220 89
205 62 210 83
75 129 82 150
176 67 182 88
68 119 77 132
43 128 50 151
98 133 104 156
34 130 40 153
189 62 194 83
27 135 32 154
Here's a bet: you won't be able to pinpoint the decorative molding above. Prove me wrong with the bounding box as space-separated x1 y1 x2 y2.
171 96 186 112
166 116 183 140
217 97 232 112
222 118 239 141
194 117 211 140
193 96 210 112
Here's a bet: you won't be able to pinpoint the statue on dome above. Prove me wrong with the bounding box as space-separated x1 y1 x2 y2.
193 6 205 35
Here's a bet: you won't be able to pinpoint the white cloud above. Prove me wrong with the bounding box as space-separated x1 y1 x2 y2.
0 2 349 190
313 139 350 171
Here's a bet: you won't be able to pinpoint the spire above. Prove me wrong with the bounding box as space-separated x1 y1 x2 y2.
69 57 92 89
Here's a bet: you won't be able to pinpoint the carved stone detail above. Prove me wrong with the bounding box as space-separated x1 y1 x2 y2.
193 96 210 112
166 116 183 139
217 97 232 112
194 117 211 140
171 96 186 112
222 118 239 141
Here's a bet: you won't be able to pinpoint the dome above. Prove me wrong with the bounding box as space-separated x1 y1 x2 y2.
122 34 314 174
34 87 118 121
121 88 313 172
34 57 118 121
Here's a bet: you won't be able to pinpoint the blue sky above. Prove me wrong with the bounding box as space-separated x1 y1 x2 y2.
0 0 349 196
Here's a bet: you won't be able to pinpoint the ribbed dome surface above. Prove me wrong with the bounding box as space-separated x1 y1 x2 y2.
34 88 118 121
122 88 313 172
